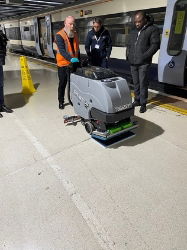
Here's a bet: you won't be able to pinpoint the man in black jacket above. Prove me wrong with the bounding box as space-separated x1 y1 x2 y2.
0 30 13 118
85 18 112 68
126 11 160 113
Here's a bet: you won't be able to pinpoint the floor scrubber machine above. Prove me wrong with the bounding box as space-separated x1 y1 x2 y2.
65 66 138 147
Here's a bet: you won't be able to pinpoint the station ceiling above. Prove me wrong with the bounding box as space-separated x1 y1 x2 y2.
0 0 80 19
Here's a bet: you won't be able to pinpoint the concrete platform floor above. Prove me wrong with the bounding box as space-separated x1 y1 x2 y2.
0 55 187 250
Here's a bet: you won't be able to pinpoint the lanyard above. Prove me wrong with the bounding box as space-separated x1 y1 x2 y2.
94 30 104 44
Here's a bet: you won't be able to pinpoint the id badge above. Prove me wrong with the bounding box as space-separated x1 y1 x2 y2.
95 44 100 49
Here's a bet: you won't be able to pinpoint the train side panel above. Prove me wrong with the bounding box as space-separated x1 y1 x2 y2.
3 20 23 53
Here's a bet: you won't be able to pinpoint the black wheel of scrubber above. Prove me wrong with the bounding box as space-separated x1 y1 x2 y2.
81 119 85 126
85 122 94 135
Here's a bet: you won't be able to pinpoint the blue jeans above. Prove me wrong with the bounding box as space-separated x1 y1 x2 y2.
0 65 4 105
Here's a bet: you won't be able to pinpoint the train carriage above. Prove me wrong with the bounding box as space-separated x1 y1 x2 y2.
0 0 186 87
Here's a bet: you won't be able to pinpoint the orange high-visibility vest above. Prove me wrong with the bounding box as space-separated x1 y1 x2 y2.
56 29 79 67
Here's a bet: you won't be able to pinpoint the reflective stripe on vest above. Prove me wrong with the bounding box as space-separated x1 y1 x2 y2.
56 29 79 67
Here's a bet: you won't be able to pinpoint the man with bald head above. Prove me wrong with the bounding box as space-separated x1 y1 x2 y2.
126 11 160 113
56 16 80 109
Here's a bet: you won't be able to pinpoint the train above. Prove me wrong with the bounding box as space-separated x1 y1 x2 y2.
0 0 186 88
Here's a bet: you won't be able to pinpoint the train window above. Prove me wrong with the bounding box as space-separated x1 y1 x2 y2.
168 0 187 56
103 15 132 47
104 15 131 25
106 26 126 47
21 25 33 41
151 12 165 23
24 26 30 32
76 18 93 44
6 27 21 40
52 21 63 37
151 12 165 33
77 27 88 44
77 19 88 28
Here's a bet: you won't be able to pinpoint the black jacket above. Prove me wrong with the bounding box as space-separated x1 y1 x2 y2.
0 31 8 55
85 26 112 60
126 21 160 65
0 31 8 65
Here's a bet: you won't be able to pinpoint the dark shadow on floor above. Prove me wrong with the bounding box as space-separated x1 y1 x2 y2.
4 83 40 109
111 116 164 148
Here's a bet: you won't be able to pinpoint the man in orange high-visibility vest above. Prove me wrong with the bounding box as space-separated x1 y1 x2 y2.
56 16 80 109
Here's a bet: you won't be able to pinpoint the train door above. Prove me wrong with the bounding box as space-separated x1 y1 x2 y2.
38 17 49 57
45 15 55 58
35 15 54 58
34 17 42 56
158 0 187 86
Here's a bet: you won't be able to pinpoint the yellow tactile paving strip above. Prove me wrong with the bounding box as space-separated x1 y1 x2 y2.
131 91 187 115
149 99 187 115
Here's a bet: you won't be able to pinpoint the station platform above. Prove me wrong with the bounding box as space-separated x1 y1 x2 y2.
0 54 187 250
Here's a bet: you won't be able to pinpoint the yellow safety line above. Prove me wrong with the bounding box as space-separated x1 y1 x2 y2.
131 93 187 116
149 100 187 115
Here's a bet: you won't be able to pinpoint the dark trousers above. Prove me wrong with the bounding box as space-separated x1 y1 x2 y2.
58 66 70 104
91 57 108 68
130 64 150 105
0 65 4 106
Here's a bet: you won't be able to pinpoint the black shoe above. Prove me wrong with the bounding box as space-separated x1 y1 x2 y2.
0 105 13 113
140 105 147 113
59 103 64 109
0 113 3 118
132 101 140 107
